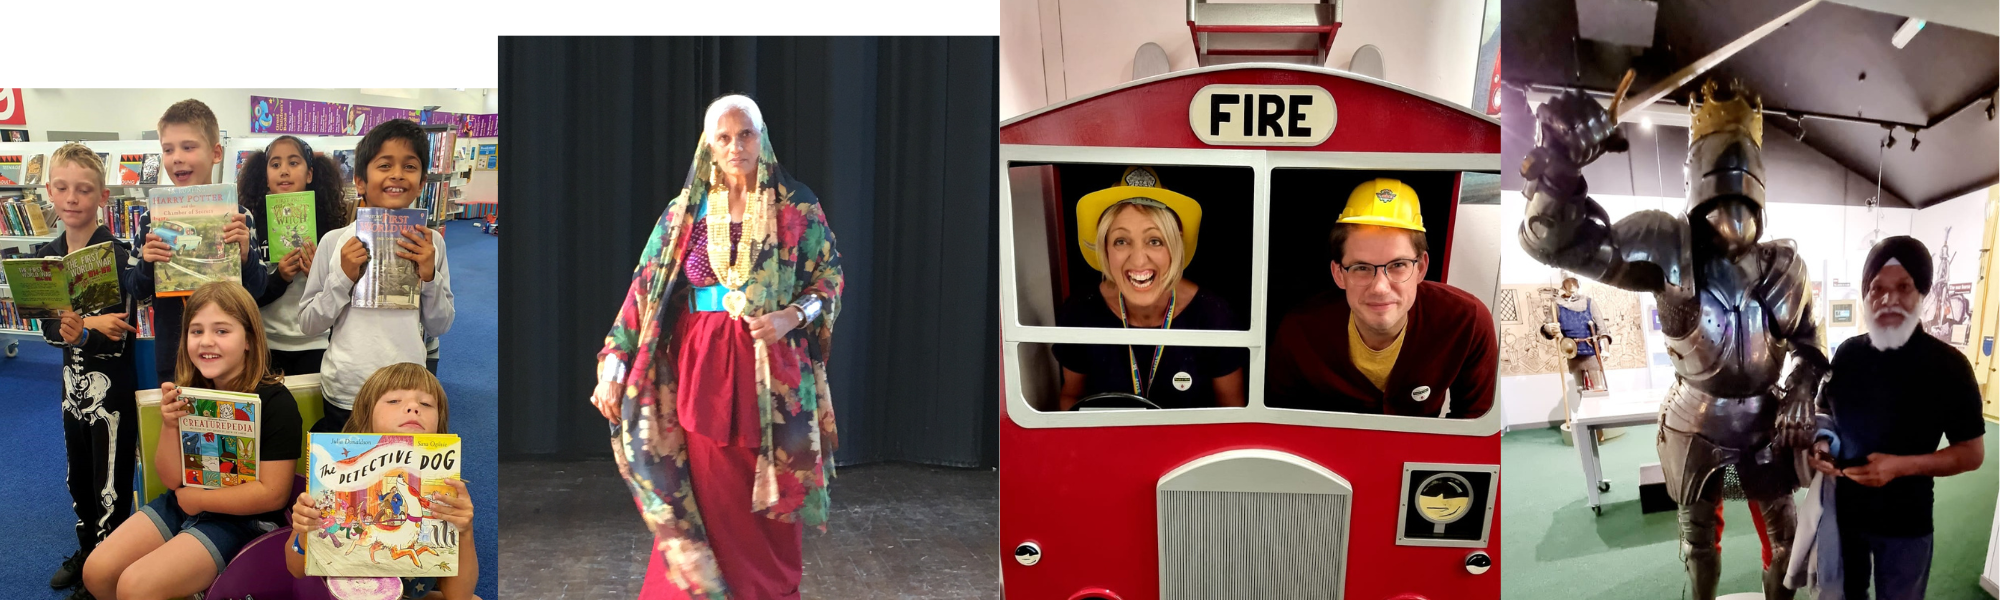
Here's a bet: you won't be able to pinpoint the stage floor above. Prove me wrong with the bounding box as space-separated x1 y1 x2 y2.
500 460 999 598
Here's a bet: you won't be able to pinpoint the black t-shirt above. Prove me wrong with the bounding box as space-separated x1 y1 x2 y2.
1052 287 1247 409
246 381 303 524
1824 332 1987 536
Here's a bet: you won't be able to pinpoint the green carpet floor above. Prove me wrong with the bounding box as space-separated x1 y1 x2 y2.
1502 421 1998 599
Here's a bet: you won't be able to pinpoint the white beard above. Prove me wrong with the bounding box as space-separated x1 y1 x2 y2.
1866 302 1922 350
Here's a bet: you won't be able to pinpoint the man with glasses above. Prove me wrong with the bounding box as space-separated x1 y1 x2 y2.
1807 236 1985 600
1266 179 1496 418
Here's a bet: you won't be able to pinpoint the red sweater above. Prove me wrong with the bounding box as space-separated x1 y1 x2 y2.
1267 281 1497 418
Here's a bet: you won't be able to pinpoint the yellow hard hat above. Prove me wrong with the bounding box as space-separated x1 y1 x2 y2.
1077 167 1202 273
1338 178 1425 232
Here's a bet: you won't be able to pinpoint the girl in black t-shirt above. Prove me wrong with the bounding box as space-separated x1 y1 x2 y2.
1054 189 1246 410
82 281 304 599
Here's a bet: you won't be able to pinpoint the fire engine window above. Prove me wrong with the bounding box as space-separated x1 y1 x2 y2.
1007 163 1253 331
1016 342 1249 412
1261 169 1493 420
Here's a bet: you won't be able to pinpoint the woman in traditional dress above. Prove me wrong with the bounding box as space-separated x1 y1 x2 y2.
590 95 844 600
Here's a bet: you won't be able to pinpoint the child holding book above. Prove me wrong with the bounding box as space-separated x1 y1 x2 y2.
237 135 350 375
37 143 142 599
133 99 270 385
284 362 481 599
81 281 304 600
299 119 454 432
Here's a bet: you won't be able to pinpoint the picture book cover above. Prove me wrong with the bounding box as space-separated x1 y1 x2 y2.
95 152 113 186
265 191 316 263
146 184 240 297
139 154 161 185
21 153 45 185
305 433 462 577
353 207 423 309
119 155 143 185
177 387 262 490
0 155 19 185
2 241 123 319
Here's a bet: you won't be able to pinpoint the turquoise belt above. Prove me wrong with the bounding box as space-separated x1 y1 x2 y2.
689 285 731 312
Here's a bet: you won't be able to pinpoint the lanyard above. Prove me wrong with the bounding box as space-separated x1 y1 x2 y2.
1118 288 1177 397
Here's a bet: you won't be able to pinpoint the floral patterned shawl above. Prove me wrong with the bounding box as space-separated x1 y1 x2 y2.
593 129 843 598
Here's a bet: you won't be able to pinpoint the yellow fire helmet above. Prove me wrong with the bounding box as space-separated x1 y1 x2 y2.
1338 178 1425 232
1077 166 1203 273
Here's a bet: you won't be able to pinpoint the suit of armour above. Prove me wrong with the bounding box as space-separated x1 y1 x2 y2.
1517 82 1825 600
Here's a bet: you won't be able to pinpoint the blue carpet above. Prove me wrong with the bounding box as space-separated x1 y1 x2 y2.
0 222 498 599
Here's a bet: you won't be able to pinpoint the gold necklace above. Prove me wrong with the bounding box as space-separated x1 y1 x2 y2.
706 167 764 320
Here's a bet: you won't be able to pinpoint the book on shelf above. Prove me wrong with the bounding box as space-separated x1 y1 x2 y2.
95 153 113 186
234 150 257 179
99 195 145 241
265 191 316 263
176 387 263 489
20 154 45 186
136 301 154 338
331 150 356 184
140 154 161 185
146 184 240 297
0 298 42 332
0 196 54 236
119 155 144 186
0 155 20 185
0 241 122 319
353 207 423 310
304 432 463 577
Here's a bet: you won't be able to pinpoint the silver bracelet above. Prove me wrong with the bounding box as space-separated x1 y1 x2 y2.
791 294 823 324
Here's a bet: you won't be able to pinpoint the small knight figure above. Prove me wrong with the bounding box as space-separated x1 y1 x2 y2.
1518 80 1824 599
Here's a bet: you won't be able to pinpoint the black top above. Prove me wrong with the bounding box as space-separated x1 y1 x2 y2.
34 227 138 416
246 380 304 524
1052 286 1246 409
1823 331 1987 536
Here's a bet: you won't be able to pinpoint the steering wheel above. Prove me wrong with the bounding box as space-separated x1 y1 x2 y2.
1072 392 1162 411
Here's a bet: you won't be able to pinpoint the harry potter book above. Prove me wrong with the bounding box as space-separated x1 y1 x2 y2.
146 184 239 297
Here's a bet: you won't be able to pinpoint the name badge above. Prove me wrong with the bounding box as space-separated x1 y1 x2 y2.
1188 85 1337 147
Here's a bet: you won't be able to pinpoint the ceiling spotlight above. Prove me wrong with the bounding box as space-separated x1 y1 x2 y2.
1892 18 1926 49
1910 135 1920 151
1884 129 1897 149
1987 97 1996 121
1640 115 1654 130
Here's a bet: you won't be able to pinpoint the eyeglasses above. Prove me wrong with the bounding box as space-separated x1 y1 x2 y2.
1341 258 1420 283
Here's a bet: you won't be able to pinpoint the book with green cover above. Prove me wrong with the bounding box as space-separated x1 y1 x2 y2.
146 184 239 297
177 387 262 490
0 241 121 319
305 432 462 577
265 191 316 263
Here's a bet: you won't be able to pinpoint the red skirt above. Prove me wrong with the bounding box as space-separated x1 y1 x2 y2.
638 308 804 599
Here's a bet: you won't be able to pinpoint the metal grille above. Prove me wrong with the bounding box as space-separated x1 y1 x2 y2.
1160 490 1348 600
1495 288 1520 323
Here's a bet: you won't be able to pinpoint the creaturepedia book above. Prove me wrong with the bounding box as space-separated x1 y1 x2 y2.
265 191 316 263
353 207 424 309
177 387 262 490
0 241 121 319
306 433 462 577
146 184 239 297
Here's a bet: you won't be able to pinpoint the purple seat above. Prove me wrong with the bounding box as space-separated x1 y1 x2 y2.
203 475 337 600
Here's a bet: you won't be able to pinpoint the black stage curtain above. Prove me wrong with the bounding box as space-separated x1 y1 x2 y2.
499 37 999 468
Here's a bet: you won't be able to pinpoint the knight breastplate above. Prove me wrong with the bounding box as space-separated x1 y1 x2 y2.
1663 254 1785 399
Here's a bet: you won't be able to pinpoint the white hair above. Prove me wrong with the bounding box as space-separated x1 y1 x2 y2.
703 94 767 141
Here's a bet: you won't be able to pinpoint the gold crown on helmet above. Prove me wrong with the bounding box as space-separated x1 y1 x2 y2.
1688 79 1764 147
